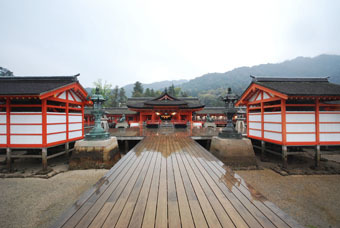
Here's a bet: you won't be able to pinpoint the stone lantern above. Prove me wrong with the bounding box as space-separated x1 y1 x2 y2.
70 87 120 169
218 87 242 139
85 88 110 140
209 87 257 167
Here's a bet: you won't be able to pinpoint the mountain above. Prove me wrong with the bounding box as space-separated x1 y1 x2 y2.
179 54 340 97
123 79 188 97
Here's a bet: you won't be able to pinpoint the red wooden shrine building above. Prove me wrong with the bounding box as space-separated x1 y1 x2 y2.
127 91 205 127
0 75 89 170
236 76 340 167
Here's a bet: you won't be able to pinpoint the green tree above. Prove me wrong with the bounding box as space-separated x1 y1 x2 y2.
118 88 127 106
132 81 144 97
174 87 182 97
155 90 162 97
180 91 188 97
0 67 14 76
144 88 151 97
92 79 112 97
150 89 156 97
168 84 175 96
107 85 119 107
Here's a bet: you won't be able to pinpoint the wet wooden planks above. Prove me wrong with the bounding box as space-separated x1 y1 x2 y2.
52 135 302 228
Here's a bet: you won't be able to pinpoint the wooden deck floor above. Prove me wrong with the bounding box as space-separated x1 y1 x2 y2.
52 135 302 228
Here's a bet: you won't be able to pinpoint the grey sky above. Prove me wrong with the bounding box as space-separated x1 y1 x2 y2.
1 0 340 87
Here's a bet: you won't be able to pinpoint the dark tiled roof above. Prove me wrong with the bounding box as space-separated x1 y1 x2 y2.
0 75 79 95
127 93 204 109
196 107 225 114
252 76 340 96
196 107 246 114
85 107 137 115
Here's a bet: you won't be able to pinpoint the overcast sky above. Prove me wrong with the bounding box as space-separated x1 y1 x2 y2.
1 0 340 87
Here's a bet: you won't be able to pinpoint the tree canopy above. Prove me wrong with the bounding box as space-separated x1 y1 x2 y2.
132 81 144 97
0 67 14 76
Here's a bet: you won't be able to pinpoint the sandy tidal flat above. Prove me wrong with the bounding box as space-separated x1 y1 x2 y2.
0 169 108 228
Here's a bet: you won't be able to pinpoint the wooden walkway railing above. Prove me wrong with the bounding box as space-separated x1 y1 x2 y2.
52 135 303 228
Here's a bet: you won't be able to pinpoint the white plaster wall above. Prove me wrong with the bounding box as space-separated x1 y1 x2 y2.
0 125 6 134
249 122 261 130
286 134 315 142
249 114 261 121
47 124 66 133
11 113 42 124
264 113 281 122
264 123 282 132
11 135 42 144
11 125 42 134
0 135 6 144
130 123 139 127
47 133 66 144
59 91 67 99
69 123 82 131
264 131 282 141
47 114 66 123
319 123 340 132
0 113 6 123
193 122 202 127
69 115 82 123
320 133 340 142
71 90 82 102
319 113 340 122
249 129 261 137
286 112 315 122
69 130 82 139
249 92 258 102
263 92 271 99
286 124 315 133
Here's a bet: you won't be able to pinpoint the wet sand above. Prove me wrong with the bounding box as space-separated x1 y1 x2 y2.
0 169 108 228
238 169 340 228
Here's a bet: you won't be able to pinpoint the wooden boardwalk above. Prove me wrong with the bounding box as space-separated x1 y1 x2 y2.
52 135 302 228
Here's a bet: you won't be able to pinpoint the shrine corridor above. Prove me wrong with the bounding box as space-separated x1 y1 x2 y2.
52 135 302 228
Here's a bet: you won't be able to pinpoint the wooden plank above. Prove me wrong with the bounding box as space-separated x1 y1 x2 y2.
181 138 262 228
101 142 156 228
177 137 251 228
65 141 147 228
188 139 293 228
172 139 209 228
169 140 195 228
115 141 159 228
87 139 153 228
52 140 142 228
166 137 181 228
141 141 162 228
176 137 236 228
155 136 168 228
186 140 276 228
171 139 222 228
198 144 303 228
130 137 161 228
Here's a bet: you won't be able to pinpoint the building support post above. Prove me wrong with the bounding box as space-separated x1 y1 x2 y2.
6 148 12 171
65 142 70 156
42 148 47 171
261 140 266 160
315 145 321 168
125 140 129 153
282 145 288 169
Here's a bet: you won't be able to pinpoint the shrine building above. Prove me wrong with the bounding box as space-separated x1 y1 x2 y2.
236 76 340 167
0 75 89 170
127 91 205 127
84 91 229 128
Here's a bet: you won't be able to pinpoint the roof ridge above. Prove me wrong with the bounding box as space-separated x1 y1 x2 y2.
250 75 329 82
